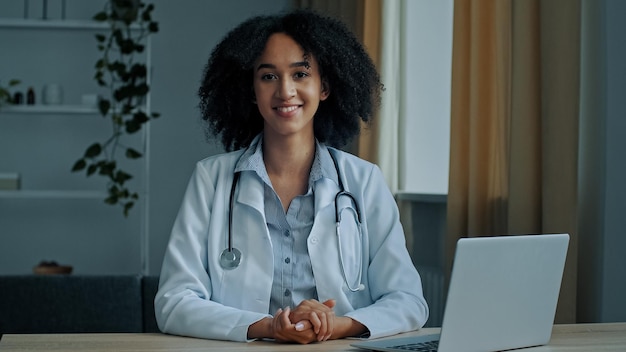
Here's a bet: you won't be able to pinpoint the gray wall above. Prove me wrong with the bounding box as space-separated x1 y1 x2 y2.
601 0 626 323
0 0 290 275
578 0 626 322
578 0 626 323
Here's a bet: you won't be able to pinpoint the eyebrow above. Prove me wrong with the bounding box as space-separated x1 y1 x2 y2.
256 61 310 71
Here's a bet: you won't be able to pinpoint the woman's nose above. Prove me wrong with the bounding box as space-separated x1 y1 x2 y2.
277 79 296 99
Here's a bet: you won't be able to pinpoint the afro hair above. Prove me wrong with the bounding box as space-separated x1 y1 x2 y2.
198 9 382 151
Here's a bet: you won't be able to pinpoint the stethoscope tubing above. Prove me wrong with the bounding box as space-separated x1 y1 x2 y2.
220 148 365 292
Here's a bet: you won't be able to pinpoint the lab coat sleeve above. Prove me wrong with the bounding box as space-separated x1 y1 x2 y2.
344 164 429 338
154 162 270 342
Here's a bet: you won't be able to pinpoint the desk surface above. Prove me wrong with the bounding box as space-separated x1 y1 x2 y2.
1 323 625 351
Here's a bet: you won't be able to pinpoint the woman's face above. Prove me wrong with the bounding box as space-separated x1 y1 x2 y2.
253 32 329 141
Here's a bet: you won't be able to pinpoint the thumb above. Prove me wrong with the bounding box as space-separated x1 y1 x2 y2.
322 299 336 309
294 320 313 331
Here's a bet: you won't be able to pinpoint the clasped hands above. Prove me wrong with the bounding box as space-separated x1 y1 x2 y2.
248 298 366 343
271 298 336 344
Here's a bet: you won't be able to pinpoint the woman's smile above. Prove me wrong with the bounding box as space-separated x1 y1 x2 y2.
274 104 302 117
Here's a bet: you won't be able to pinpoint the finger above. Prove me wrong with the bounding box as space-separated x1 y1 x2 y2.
322 299 336 309
281 306 292 326
325 311 335 340
307 311 322 334
295 320 312 332
317 311 328 341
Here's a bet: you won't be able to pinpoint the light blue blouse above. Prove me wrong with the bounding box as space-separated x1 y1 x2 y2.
234 137 328 314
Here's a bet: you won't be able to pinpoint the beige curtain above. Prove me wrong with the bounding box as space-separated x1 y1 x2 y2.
447 0 580 323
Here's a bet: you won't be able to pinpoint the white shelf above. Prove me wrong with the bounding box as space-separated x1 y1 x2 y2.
0 104 99 115
0 190 107 199
0 18 140 30
0 14 152 274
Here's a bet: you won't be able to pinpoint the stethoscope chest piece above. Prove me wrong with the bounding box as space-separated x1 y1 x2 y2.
219 247 242 270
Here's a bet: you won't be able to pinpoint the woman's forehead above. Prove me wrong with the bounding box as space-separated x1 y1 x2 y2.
255 33 317 68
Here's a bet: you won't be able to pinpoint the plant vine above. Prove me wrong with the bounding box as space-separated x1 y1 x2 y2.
72 0 159 216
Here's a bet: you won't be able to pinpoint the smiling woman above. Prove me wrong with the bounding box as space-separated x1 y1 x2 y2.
155 9 428 344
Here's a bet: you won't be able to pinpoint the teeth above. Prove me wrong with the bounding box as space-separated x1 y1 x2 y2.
276 106 298 112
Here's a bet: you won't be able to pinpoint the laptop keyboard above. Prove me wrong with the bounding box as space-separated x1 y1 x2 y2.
389 340 439 351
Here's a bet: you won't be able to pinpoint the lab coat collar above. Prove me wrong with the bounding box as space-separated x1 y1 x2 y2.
232 134 342 215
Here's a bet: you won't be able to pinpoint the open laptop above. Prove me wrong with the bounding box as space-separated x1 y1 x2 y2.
352 233 569 352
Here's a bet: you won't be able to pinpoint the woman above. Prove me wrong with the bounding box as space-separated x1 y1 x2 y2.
155 9 429 344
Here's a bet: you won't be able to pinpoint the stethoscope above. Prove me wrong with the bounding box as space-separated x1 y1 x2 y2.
219 149 366 292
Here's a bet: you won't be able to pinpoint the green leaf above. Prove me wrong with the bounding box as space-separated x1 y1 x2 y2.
115 170 133 185
130 63 147 77
98 99 111 115
119 38 135 54
8 79 20 86
125 120 141 133
95 59 106 69
141 11 151 22
123 201 134 217
151 112 160 118
95 34 107 43
104 195 118 205
114 85 132 102
99 161 116 177
125 148 142 159
93 12 108 21
87 163 98 176
148 22 159 33
109 61 127 76
85 143 102 158
135 83 149 96
133 111 149 123
71 159 86 172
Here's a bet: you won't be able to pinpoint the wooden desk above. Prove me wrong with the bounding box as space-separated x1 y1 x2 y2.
1 323 625 351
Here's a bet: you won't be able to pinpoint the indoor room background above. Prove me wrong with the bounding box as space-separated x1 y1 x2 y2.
0 0 624 327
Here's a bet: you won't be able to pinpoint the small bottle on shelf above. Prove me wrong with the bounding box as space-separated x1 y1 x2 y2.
13 92 24 104
27 87 35 105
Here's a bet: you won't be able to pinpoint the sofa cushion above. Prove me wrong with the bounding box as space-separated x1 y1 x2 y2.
141 275 160 333
0 275 143 333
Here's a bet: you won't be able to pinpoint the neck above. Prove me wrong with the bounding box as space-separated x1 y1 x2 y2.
262 133 315 177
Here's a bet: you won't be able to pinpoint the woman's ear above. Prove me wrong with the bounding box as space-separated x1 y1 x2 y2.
321 80 330 100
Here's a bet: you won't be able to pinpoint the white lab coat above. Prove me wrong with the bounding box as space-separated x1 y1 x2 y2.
155 140 429 342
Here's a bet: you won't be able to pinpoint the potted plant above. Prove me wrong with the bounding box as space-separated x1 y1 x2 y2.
72 0 159 216
0 79 20 108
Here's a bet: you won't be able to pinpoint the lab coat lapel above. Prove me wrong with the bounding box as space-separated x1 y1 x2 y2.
234 171 265 213
310 177 350 307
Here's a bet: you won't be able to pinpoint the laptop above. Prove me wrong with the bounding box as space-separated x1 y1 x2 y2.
351 233 569 352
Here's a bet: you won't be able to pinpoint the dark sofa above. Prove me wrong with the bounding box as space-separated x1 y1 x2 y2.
0 275 160 334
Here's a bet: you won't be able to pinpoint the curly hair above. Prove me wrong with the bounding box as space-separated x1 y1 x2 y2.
199 9 382 152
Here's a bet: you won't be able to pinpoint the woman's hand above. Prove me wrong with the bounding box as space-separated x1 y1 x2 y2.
248 306 318 344
289 299 336 341
271 306 319 344
248 299 368 343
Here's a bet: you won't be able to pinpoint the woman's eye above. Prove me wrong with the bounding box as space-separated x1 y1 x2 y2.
261 73 277 80
294 72 309 79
